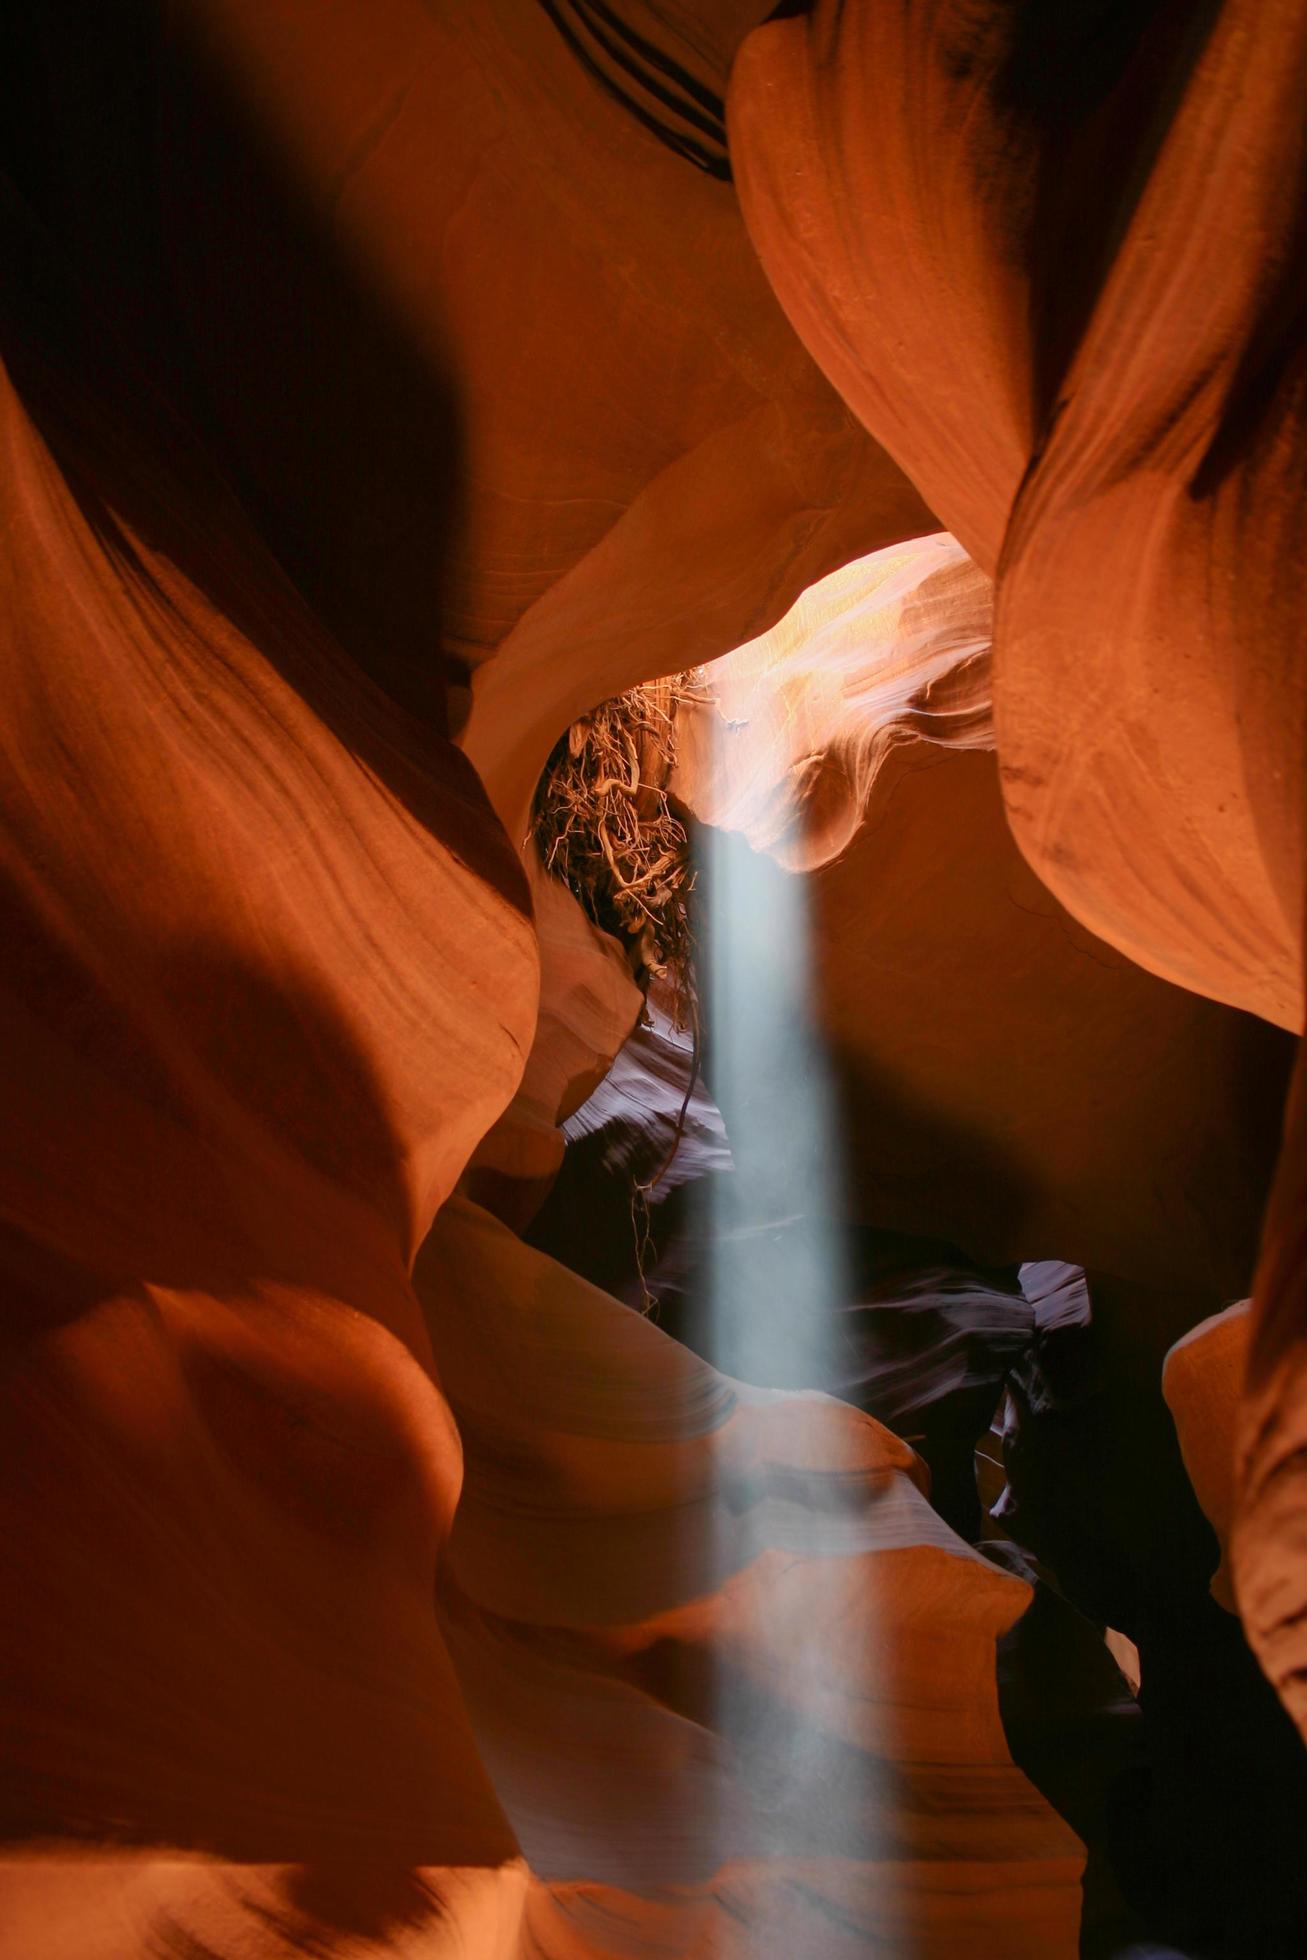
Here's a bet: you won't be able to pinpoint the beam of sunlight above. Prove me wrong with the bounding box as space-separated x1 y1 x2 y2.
702 820 846 1394
701 761 890 1952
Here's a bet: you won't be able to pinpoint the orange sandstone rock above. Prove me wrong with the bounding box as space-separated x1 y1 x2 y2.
675 546 1289 1291
730 0 1307 1736
1165 1302 1252 1613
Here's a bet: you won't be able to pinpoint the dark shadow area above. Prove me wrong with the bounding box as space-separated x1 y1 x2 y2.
998 1274 1307 1960
975 0 1224 443
0 1 466 742
0 934 519 1909
0 898 418 1305
0 177 526 921
530 890 1307 1957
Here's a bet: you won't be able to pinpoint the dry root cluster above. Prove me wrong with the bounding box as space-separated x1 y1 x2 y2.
532 674 703 1026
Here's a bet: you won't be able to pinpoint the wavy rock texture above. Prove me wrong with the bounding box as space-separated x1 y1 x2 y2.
0 220 1083 1957
730 0 1306 1031
10 0 933 839
531 982 1041 1546
4 0 1302 1944
559 988 731 1206
674 532 994 866
0 27 1081 1960
674 550 1290 1293
468 857 642 1232
726 3 1037 576
0 202 536 1949
539 1113 1037 1546
729 0 1307 1729
419 1198 1083 1958
994 0 1307 1033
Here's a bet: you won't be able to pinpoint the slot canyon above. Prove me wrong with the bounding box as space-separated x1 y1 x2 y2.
2 2 1306 1954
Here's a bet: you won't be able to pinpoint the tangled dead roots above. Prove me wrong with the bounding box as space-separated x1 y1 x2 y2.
531 674 703 1027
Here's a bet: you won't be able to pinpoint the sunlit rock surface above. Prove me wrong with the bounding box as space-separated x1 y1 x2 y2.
730 0 1306 1031
11 0 931 839
729 0 1307 1731
3 0 1305 1947
0 198 535 1946
674 534 994 867
674 544 1291 1294
420 1198 1083 1958
0 214 1084 1958
0 19 1083 1958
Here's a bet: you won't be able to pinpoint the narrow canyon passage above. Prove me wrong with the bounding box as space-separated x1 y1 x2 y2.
528 543 1307 1957
2 3 1306 1957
